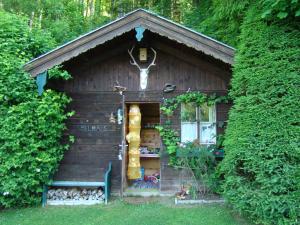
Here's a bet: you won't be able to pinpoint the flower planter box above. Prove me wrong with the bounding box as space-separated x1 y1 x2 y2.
175 198 225 205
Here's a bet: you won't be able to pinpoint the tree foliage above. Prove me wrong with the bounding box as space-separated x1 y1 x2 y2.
219 4 300 225
261 0 300 19
1 0 299 47
0 10 73 208
0 0 245 47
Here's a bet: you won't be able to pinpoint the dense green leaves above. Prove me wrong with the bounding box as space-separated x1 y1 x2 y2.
261 0 300 19
155 125 180 165
0 10 72 208
193 1 249 47
0 11 55 106
1 0 110 44
0 91 72 207
219 5 300 225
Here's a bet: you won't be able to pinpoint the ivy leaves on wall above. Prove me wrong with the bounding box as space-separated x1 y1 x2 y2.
157 92 229 166
160 92 229 116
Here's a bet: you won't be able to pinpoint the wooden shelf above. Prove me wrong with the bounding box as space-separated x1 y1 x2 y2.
140 143 159 146
140 154 160 158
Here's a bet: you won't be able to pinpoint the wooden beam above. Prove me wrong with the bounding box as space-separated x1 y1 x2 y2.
51 181 105 187
24 9 234 77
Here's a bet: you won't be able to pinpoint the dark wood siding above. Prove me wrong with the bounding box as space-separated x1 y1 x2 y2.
51 30 232 193
53 93 122 190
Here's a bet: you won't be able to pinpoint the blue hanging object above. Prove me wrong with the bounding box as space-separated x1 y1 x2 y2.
36 71 47 96
135 26 145 42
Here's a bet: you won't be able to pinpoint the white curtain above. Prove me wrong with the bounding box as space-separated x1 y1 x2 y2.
181 122 198 142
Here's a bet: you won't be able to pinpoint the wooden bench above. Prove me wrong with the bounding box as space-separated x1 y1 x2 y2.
42 162 112 206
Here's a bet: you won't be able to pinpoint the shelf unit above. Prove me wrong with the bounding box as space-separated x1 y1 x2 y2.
125 103 161 190
140 154 160 158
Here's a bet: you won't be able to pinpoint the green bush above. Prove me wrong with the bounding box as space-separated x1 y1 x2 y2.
176 142 219 194
219 6 300 225
0 10 73 208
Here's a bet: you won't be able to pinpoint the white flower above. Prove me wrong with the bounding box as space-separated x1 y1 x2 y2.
179 143 186 148
3 191 9 196
36 168 41 172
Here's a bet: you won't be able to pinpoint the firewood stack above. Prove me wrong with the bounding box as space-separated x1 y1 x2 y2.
47 187 105 202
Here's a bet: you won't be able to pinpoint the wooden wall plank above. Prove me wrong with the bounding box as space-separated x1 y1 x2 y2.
50 32 232 192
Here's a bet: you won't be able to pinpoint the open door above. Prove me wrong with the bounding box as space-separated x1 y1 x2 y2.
119 94 127 197
123 102 161 195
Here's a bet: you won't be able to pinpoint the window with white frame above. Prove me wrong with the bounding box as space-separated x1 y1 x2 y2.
181 103 216 144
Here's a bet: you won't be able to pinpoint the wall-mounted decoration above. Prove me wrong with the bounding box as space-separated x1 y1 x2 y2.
139 48 147 61
128 46 156 90
117 108 123 125
135 26 145 42
163 83 176 93
36 71 47 96
109 112 116 124
76 124 117 132
113 81 127 95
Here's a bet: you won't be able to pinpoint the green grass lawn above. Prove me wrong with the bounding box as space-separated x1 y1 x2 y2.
0 200 251 225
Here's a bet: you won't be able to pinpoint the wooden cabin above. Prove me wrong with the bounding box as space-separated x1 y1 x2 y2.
25 9 234 196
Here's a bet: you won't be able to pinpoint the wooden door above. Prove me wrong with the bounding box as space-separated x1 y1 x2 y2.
120 94 127 197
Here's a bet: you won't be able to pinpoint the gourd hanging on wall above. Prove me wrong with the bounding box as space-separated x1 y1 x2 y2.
126 104 142 179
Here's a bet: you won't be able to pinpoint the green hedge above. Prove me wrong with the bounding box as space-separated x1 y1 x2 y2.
0 11 73 208
219 7 300 225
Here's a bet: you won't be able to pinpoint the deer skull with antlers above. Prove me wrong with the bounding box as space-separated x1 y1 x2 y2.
128 46 157 90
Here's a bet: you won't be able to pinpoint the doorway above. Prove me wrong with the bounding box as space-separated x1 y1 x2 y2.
123 102 161 194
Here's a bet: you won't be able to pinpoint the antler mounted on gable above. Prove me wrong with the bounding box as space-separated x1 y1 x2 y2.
128 46 157 90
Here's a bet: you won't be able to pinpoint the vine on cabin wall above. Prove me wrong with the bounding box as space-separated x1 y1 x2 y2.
156 91 230 165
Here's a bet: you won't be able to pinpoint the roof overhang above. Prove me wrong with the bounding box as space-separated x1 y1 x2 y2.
24 9 235 77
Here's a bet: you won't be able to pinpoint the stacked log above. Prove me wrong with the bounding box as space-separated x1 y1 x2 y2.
47 187 104 202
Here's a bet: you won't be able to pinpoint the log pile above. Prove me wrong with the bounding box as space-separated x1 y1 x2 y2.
47 187 105 202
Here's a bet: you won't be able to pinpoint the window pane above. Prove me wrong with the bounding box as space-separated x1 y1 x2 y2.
200 103 210 121
181 122 198 142
200 105 216 144
200 103 216 122
181 103 197 142
181 103 197 122
200 123 216 144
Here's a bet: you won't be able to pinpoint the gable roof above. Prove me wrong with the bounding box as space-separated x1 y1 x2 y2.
24 9 235 77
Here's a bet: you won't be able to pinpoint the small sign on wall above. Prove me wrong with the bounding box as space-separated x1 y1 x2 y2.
139 48 147 62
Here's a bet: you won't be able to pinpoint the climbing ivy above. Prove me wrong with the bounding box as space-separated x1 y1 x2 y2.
48 66 73 80
160 92 229 116
157 92 229 165
155 125 180 165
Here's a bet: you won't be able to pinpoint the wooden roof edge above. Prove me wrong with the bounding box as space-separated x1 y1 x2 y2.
24 8 235 77
141 9 235 51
